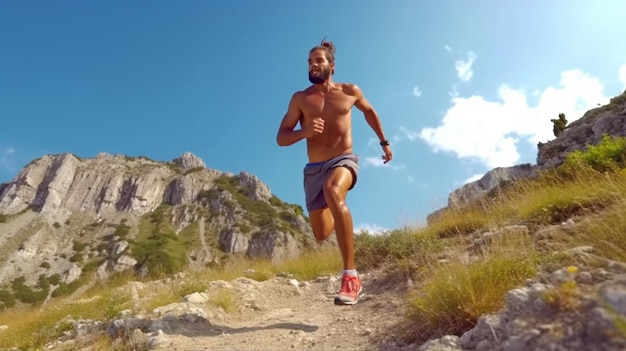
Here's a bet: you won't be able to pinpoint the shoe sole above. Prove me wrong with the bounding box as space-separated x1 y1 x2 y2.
334 285 363 305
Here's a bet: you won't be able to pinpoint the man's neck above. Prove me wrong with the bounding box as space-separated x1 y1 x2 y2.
313 78 335 93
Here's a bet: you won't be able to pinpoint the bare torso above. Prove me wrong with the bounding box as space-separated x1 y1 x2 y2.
298 83 357 163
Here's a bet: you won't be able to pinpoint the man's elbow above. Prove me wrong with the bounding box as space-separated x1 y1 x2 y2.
276 133 287 147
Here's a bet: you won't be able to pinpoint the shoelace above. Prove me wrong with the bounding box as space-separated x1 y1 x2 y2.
341 276 358 293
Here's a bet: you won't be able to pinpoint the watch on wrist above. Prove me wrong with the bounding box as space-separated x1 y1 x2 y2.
379 140 390 146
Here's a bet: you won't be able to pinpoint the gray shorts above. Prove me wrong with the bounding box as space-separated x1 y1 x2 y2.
303 153 359 212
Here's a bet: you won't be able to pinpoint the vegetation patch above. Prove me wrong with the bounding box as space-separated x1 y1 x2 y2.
406 255 536 343
354 228 444 270
561 134 626 173
129 204 196 277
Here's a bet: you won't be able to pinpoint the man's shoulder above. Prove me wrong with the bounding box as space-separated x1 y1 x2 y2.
290 89 308 101
338 83 363 96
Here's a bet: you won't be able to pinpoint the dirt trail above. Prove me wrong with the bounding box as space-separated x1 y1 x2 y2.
150 271 413 351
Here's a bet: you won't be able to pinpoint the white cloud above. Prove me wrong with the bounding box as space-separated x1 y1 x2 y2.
355 223 389 235
416 67 616 169
412 86 422 98
444 45 452 52
620 64 626 89
399 126 420 142
407 175 414 183
455 51 477 82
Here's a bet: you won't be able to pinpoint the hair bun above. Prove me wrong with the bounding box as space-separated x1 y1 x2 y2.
320 37 336 54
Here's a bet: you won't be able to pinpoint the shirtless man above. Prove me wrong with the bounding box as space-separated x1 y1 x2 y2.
276 39 393 305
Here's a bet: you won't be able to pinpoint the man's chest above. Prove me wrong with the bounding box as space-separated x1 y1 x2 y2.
301 93 354 118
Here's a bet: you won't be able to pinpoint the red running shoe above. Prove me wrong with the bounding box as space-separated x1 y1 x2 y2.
334 274 362 305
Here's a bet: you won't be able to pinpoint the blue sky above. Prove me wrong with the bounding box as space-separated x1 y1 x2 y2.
1 1 626 233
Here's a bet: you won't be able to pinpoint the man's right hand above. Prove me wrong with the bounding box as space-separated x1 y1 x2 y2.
302 117 325 138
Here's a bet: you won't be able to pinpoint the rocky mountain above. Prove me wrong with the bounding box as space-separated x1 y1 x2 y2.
0 151 317 300
428 90 626 222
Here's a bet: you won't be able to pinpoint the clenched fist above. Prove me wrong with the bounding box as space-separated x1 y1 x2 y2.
302 117 325 138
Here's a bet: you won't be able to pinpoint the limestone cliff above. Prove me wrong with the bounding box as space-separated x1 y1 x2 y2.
0 151 316 295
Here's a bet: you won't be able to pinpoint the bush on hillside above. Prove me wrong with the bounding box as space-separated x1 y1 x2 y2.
562 134 626 173
0 289 15 310
0 214 6 223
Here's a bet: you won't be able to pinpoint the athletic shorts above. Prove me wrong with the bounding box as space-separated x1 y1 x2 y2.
303 153 359 212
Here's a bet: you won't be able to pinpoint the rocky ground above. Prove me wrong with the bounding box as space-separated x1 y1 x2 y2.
39 245 626 351
48 269 415 351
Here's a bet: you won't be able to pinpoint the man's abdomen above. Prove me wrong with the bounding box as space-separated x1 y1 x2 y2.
306 135 353 163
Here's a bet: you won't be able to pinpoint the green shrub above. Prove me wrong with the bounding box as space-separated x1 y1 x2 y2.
563 134 626 173
72 240 87 252
48 274 61 285
0 214 7 223
11 277 48 305
131 204 193 278
0 290 15 310
114 223 130 237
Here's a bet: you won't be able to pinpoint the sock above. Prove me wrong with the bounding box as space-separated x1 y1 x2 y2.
342 269 358 277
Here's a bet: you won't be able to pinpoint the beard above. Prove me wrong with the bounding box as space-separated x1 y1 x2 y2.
308 67 331 84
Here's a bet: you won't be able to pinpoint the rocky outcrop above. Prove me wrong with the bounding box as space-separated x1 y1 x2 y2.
537 93 626 169
448 164 537 210
0 151 315 288
238 171 272 202
172 151 206 170
0 152 212 216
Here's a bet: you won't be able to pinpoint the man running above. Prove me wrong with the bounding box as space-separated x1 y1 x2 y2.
275 38 393 305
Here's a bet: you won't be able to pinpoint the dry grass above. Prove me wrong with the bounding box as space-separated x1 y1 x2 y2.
401 232 538 341
209 289 238 313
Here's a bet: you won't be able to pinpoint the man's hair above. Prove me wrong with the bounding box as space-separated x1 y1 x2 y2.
310 37 336 64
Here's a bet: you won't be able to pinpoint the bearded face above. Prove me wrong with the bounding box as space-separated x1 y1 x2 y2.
308 49 333 84
308 65 331 84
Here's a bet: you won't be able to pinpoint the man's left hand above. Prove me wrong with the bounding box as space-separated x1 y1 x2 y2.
382 145 393 164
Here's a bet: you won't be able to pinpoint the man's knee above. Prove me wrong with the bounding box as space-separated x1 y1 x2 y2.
323 168 353 203
323 181 342 200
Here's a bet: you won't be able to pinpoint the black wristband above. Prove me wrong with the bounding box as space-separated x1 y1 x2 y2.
380 140 389 146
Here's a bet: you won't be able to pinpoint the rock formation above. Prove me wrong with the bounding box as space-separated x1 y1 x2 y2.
537 93 626 169
0 151 315 292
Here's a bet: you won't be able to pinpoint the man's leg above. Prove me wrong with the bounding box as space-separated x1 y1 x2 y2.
322 166 356 270
308 207 334 242
323 165 362 305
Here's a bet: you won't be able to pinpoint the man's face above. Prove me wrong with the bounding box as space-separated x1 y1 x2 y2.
308 49 333 84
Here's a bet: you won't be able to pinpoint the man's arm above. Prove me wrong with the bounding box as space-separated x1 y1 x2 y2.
276 92 306 147
352 84 388 144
